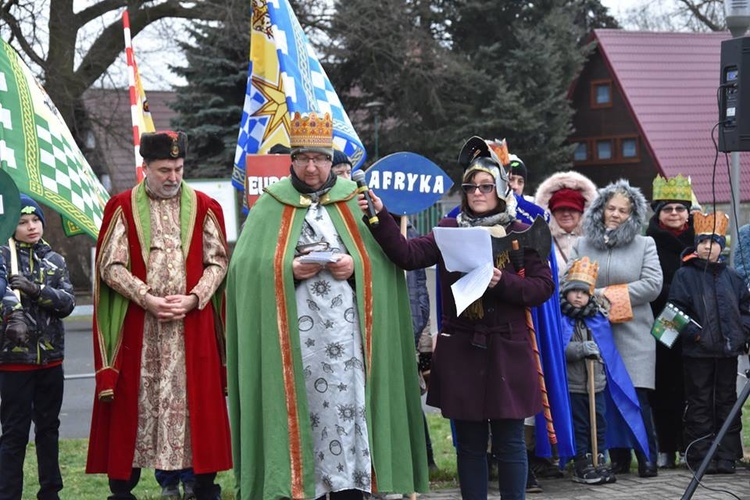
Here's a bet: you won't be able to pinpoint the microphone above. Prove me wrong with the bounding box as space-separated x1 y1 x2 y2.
351 170 379 227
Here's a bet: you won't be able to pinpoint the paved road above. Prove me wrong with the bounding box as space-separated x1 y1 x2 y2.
398 467 750 499
60 317 95 439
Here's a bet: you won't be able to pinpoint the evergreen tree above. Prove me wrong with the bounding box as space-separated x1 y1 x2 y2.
327 0 491 179
169 1 250 179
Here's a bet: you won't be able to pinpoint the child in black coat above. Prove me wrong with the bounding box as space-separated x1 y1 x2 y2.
669 210 750 474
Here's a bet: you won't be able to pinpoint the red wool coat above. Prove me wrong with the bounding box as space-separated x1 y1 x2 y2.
86 186 232 479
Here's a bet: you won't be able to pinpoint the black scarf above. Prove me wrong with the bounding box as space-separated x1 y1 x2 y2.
559 293 601 319
289 166 337 200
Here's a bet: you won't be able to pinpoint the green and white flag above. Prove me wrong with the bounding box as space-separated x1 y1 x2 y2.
651 302 695 348
0 39 109 238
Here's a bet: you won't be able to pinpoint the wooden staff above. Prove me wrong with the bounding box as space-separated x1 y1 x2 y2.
511 240 557 445
587 356 598 466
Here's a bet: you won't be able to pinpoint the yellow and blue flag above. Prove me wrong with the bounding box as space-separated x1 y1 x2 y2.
233 0 366 196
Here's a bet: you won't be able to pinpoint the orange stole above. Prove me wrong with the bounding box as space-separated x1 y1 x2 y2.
274 204 304 499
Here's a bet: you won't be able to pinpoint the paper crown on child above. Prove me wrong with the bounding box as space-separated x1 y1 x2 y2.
693 210 729 237
652 174 692 203
563 256 599 295
289 112 333 157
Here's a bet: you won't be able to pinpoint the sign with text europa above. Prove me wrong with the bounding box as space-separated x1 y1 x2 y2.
364 152 453 216
245 154 290 208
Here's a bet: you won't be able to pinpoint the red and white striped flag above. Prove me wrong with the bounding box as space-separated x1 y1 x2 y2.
123 10 155 183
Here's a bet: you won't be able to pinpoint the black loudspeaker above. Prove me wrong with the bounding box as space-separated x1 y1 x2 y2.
719 36 750 152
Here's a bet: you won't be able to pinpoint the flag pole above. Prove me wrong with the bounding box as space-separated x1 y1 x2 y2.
123 10 154 183
8 238 20 300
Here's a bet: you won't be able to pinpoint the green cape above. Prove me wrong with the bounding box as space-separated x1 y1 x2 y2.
226 177 428 499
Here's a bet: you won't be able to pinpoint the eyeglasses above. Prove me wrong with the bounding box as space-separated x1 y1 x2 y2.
662 205 687 213
461 183 496 194
293 155 331 167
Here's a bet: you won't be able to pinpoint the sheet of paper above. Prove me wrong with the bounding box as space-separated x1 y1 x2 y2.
433 227 495 316
451 262 495 316
433 227 493 272
297 251 339 264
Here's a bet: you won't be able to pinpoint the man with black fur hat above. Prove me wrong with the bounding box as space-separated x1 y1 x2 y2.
86 131 232 500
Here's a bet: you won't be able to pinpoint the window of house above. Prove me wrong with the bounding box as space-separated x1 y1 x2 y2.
590 80 613 108
597 140 612 160
574 142 588 161
621 138 638 158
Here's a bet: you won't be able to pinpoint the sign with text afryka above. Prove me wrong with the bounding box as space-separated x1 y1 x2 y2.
364 152 453 216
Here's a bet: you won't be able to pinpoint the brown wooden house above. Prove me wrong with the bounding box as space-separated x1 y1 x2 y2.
569 29 750 206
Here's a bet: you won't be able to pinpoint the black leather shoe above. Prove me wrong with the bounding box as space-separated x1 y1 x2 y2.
638 462 658 478
610 460 631 474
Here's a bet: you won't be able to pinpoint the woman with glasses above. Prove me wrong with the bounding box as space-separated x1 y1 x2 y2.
359 137 555 500
645 175 695 471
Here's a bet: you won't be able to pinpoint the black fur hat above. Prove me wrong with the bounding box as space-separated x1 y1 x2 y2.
140 131 188 160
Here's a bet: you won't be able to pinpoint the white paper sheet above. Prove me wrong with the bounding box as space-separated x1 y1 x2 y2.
433 227 495 316
297 251 340 264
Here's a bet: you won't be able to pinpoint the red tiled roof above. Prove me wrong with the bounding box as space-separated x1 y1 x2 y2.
83 88 176 194
593 29 750 204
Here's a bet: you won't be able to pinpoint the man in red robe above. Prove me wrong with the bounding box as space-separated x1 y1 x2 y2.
86 131 231 500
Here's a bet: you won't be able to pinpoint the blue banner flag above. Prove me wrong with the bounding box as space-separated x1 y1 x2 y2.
233 0 366 200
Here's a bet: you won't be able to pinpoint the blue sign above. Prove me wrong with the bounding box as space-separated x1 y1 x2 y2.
364 152 453 216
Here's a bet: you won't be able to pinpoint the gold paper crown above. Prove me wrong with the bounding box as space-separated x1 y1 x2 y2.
652 174 692 203
692 210 730 236
565 256 599 295
289 112 333 150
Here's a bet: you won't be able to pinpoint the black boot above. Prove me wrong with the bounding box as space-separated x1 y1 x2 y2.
193 473 221 500
636 451 658 478
108 468 141 500
609 448 632 474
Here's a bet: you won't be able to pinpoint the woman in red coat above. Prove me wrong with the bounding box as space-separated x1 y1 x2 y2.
360 141 554 500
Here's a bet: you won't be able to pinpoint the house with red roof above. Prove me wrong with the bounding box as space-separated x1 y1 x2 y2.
569 29 750 208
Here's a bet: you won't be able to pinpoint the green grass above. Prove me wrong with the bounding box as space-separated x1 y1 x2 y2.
21 440 236 500
19 399 750 498
17 414 456 498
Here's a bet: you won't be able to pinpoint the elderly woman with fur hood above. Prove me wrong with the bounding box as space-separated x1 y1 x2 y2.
569 179 663 478
534 171 597 275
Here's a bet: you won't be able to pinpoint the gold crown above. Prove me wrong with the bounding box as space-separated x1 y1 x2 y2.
565 256 599 295
289 112 333 150
692 210 730 236
652 174 692 203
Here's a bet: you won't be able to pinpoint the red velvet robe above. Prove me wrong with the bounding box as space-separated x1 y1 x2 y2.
86 186 232 479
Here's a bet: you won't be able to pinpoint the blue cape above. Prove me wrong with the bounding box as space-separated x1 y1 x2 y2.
561 312 650 459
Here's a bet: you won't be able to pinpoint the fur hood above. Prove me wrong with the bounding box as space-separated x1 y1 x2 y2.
583 179 649 250
534 171 597 238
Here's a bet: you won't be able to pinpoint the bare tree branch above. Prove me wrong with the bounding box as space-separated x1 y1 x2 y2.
677 0 723 31
74 1 222 94
75 0 127 28
0 0 46 67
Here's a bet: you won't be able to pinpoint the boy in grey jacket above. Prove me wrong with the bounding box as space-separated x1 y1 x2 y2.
561 257 613 485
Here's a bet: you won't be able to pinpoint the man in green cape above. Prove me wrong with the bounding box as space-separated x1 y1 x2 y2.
225 112 428 499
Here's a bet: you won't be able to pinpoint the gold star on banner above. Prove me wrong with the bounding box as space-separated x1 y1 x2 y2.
253 75 290 145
